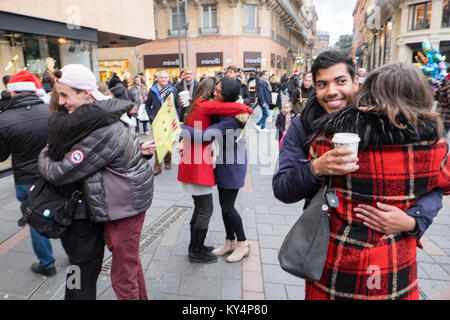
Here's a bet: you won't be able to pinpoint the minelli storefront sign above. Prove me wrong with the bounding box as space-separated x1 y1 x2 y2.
196 52 223 67
144 53 184 68
243 51 261 67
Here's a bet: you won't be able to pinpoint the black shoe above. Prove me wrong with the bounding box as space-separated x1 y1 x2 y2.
31 262 56 277
189 247 218 263
203 245 215 252
189 229 217 263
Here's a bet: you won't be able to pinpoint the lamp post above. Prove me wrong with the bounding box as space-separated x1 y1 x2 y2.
184 0 190 68
176 0 183 73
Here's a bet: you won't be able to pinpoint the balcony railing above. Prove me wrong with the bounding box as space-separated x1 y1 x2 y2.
199 27 219 35
243 26 261 34
168 29 186 37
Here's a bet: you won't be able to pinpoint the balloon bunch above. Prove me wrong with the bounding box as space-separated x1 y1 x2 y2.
415 40 448 87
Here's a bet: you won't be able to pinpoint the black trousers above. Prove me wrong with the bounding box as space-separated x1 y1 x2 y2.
217 187 246 242
60 219 105 300
190 194 214 230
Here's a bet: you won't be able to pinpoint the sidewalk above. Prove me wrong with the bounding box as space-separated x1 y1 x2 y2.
0 111 449 300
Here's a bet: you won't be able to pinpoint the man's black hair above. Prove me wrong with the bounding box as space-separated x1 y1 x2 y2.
2 75 12 87
311 50 355 84
219 77 240 102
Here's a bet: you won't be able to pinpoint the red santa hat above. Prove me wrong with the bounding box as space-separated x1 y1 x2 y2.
7 70 42 92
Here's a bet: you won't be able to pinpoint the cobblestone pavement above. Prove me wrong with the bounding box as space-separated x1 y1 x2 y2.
0 111 449 300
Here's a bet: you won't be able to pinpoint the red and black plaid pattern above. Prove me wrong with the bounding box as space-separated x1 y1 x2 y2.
305 137 450 300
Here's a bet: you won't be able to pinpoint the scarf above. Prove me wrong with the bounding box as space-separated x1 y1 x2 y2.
183 80 195 98
157 83 170 101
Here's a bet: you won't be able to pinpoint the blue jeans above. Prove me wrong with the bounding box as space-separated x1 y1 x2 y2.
15 184 55 269
135 119 149 134
256 104 269 129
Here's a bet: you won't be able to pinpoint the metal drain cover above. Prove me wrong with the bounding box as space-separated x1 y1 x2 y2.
101 206 191 274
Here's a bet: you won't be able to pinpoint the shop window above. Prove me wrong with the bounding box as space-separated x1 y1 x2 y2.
202 5 217 31
244 4 259 33
443 1 450 28
409 1 432 30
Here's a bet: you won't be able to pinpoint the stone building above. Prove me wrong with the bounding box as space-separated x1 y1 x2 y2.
354 0 449 72
138 0 315 82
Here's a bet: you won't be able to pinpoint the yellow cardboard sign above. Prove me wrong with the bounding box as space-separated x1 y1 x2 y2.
152 93 181 163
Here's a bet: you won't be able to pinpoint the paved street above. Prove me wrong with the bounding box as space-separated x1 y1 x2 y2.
0 111 450 300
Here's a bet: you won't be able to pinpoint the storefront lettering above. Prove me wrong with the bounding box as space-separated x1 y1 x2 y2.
163 59 180 67
200 58 221 65
244 57 261 65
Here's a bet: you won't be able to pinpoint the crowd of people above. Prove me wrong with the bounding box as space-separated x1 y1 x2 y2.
0 49 449 300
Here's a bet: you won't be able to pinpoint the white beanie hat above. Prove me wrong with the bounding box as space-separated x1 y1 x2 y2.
57 64 106 101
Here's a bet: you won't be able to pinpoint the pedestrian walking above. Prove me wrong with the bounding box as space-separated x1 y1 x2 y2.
275 79 290 111
287 70 300 97
306 62 450 300
145 70 181 175
130 75 150 136
275 101 294 142
289 73 314 114
254 70 272 132
272 51 444 299
38 64 153 300
178 77 252 263
0 70 56 277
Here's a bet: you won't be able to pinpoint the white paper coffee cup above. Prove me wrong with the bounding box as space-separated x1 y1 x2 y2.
179 90 190 107
332 133 360 166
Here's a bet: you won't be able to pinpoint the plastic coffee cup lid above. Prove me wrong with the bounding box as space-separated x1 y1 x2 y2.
332 133 360 144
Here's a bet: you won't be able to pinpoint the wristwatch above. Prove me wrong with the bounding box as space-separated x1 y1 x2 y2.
405 222 420 239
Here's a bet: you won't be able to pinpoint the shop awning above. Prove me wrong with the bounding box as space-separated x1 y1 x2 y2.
0 11 151 47
0 10 97 42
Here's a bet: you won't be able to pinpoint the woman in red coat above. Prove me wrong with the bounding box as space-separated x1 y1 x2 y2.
307 62 450 300
177 77 251 263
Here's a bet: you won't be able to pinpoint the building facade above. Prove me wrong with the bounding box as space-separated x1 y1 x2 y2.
351 0 368 69
138 0 314 83
314 30 330 56
355 0 450 72
0 0 155 82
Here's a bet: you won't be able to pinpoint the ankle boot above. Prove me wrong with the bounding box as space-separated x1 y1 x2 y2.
189 225 214 252
226 240 251 263
212 239 237 256
189 229 218 263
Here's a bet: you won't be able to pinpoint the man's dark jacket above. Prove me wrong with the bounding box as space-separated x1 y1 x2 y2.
175 79 199 121
145 83 181 122
0 94 50 184
256 80 271 107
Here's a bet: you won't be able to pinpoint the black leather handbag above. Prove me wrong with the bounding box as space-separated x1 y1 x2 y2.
278 178 338 281
18 177 82 239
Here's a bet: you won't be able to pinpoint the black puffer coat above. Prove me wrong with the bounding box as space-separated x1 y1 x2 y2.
0 94 49 184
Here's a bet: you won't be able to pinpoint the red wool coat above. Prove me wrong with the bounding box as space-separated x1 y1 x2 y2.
306 137 450 300
177 98 251 186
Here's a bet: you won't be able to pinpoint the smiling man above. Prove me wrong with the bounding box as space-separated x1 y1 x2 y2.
273 50 443 241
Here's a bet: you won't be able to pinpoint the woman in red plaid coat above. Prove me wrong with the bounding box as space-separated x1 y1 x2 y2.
307 62 450 300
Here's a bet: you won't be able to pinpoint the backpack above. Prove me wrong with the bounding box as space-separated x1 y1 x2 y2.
18 177 82 239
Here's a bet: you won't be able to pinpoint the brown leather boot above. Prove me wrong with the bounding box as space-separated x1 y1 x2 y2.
212 239 237 256
226 240 250 263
